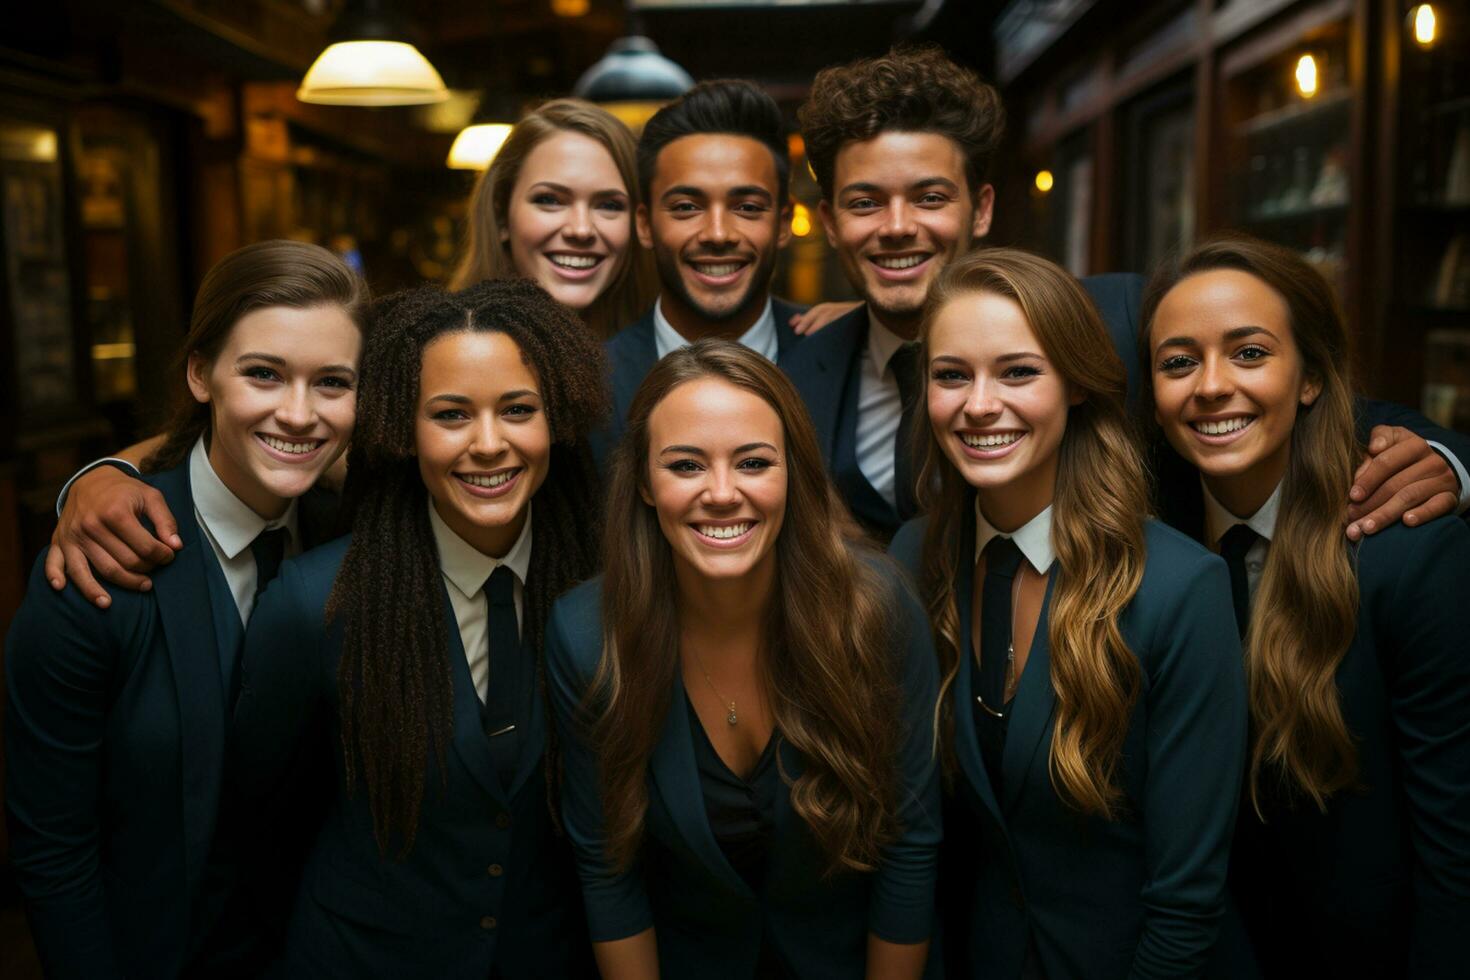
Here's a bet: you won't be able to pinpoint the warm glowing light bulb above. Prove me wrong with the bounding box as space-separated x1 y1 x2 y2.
791 203 813 237
447 124 514 170
1295 54 1319 98
1035 170 1055 193
552 0 590 15
1413 5 1438 47
297 41 448 106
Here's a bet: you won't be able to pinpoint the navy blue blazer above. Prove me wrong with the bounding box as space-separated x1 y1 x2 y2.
3 462 334 980
545 562 942 979
588 296 809 472
891 515 1248 980
229 536 591 979
784 275 1144 539
1154 508 1470 979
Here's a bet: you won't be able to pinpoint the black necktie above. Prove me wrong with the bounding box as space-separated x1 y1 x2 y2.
1219 524 1258 640
890 341 923 520
482 566 522 788
250 527 289 608
975 536 1023 794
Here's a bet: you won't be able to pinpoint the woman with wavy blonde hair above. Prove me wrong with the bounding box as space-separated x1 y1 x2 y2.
1142 233 1470 979
888 247 1247 979
449 98 657 338
546 340 941 978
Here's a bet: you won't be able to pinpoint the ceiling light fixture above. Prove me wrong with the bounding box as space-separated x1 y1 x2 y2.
298 0 448 107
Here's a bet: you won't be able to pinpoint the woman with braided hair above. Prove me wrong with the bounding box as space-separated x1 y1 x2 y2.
230 277 607 978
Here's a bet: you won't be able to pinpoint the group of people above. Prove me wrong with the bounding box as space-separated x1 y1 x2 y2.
5 44 1469 980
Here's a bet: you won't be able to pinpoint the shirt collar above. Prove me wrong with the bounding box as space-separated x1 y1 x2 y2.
189 436 297 559
865 311 911 378
651 296 779 362
973 498 1056 573
427 497 534 599
1201 477 1282 548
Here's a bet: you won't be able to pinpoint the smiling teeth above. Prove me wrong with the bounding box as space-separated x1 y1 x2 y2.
550 254 599 269
1192 417 1254 435
698 522 750 540
961 432 1020 448
695 262 742 276
461 471 515 488
260 435 320 454
874 255 926 270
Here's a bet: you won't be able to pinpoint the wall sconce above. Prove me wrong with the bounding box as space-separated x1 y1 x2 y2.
1295 53 1320 98
1410 4 1438 48
1035 170 1055 194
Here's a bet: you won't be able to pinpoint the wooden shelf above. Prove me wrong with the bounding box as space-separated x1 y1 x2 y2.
1236 89 1352 137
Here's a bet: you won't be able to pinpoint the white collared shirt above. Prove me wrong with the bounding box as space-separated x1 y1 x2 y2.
651 296 779 363
973 500 1057 575
427 499 533 704
1201 479 1281 602
188 437 299 625
855 313 912 508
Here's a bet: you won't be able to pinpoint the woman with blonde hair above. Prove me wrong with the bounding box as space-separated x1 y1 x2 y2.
1142 233 1470 978
889 247 1247 978
450 98 657 338
547 340 941 978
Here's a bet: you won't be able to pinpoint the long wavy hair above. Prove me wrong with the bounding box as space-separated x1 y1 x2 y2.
143 240 368 473
589 340 903 874
448 98 658 338
326 278 609 856
916 248 1149 819
1141 234 1360 814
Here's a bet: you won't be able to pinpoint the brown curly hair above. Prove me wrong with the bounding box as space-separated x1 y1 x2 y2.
798 45 1006 202
327 278 608 856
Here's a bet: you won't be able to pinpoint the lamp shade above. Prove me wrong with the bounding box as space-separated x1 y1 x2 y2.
447 123 514 170
573 36 693 103
297 40 449 106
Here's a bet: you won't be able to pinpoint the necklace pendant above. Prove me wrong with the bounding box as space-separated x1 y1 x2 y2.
726 703 739 726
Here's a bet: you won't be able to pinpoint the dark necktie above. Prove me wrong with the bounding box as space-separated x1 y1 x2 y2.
890 341 923 520
482 565 522 788
1219 524 1258 640
250 527 289 608
975 536 1024 795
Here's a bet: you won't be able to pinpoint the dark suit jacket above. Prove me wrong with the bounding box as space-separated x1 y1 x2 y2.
3 463 335 980
588 297 809 472
230 536 590 979
890 515 1248 980
1156 510 1470 980
545 561 942 979
784 275 1144 540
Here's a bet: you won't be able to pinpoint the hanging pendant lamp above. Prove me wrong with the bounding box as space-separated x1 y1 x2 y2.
572 35 693 131
298 0 448 107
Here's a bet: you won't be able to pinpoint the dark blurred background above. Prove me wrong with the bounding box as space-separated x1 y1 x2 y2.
0 2 1466 972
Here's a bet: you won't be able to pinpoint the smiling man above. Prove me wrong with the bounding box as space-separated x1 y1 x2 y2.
590 80 805 470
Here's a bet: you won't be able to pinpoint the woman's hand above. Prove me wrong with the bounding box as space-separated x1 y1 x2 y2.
790 301 862 336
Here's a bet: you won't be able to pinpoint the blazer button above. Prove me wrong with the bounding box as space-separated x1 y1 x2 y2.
487 864 504 877
495 813 511 829
481 916 498 930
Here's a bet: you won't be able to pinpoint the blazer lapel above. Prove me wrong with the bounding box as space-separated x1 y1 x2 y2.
789 305 867 465
444 589 511 807
1002 573 1060 814
147 464 226 903
650 676 751 896
609 311 658 423
771 297 805 359
952 547 1004 825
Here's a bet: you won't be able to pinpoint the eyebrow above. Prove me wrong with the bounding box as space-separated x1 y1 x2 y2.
838 176 959 197
1155 325 1277 349
658 441 777 456
425 389 541 405
530 181 627 198
929 352 1042 366
238 353 357 379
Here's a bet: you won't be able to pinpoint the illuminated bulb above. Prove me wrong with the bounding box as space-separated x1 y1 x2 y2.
1295 54 1319 98
1035 170 1054 193
447 124 514 170
1413 5 1437 48
552 0 590 15
791 203 813 237
297 40 448 106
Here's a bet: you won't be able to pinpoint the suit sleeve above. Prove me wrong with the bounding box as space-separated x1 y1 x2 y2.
867 571 942 944
544 596 654 941
3 558 133 979
1379 520 1470 978
1355 397 1470 514
1131 552 1248 980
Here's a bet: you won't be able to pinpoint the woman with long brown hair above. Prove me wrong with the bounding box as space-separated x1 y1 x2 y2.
888 247 1247 979
5 240 366 979
1142 234 1470 979
546 340 940 978
228 278 606 977
449 98 658 338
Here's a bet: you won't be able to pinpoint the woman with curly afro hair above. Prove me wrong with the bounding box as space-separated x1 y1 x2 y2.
229 277 608 978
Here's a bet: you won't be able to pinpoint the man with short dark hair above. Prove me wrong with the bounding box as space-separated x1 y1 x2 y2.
591 79 805 468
